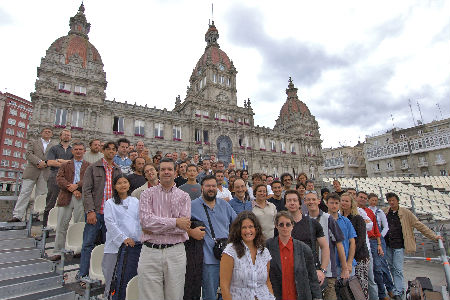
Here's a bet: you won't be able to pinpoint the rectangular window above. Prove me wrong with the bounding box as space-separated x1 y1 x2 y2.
74 86 87 95
244 118 249 125
259 138 265 150
11 161 19 168
8 171 16 178
290 144 296 153
270 140 276 152
72 111 84 128
219 75 224 84
10 109 17 116
18 121 25 129
154 123 164 138
13 151 21 158
113 116 124 133
195 129 201 142
203 111 209 118
195 109 201 117
58 82 71 92
134 120 145 136
23 153 26 159
19 112 27 119
203 130 209 143
15 140 22 148
2 149 11 156
214 112 219 120
213 73 217 83
227 77 231 86
6 128 14 135
173 126 182 141
4 138 12 146
1 160 9 167
54 108 67 126
0 171 4 177
281 142 286 152
7 118 16 125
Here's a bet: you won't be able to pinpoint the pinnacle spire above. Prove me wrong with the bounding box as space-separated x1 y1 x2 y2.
205 20 219 48
69 2 91 38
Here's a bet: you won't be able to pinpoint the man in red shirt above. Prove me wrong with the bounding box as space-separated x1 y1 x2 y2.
357 191 384 300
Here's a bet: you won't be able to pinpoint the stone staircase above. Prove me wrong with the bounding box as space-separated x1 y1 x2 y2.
0 223 77 300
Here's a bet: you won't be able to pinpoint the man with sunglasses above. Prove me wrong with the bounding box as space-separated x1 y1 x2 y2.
305 190 349 300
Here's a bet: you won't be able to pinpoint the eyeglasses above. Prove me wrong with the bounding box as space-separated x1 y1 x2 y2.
277 222 292 228
305 190 317 194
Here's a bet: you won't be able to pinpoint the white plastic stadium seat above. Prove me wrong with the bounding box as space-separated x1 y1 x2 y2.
33 194 47 216
126 275 139 300
47 207 59 230
65 222 85 255
89 244 105 283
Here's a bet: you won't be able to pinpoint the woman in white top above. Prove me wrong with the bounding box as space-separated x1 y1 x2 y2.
252 184 277 239
220 211 275 300
103 174 142 297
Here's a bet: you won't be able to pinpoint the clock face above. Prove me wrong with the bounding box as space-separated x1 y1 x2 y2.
219 64 225 71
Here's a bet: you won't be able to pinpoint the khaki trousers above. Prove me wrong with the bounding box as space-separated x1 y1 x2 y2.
13 173 47 220
138 243 186 300
324 277 337 300
54 195 85 253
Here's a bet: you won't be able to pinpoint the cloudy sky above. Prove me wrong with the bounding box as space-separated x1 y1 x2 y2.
1 0 449 148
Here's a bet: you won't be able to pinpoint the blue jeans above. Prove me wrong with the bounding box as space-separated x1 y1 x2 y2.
202 263 221 300
380 238 394 295
79 213 106 277
370 239 389 299
385 247 404 296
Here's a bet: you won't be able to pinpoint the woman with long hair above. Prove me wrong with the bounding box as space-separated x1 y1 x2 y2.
252 184 277 239
220 211 275 300
340 192 370 299
103 174 142 297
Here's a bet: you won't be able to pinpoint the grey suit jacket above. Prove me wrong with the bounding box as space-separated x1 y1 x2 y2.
266 237 322 300
22 138 55 181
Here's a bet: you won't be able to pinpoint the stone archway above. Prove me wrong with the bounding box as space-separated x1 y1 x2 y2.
216 135 233 167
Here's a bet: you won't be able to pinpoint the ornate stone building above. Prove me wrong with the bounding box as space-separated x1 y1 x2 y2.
29 5 323 178
321 143 367 178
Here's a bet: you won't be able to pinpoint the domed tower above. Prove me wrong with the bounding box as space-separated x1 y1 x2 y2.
29 4 107 138
185 21 238 106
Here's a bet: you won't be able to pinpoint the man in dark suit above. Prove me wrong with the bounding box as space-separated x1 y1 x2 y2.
49 141 90 261
9 127 54 222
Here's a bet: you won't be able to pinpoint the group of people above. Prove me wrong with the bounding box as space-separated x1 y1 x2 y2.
8 127 444 300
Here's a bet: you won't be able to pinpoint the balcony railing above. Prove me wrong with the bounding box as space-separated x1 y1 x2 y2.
435 159 446 166
418 161 429 167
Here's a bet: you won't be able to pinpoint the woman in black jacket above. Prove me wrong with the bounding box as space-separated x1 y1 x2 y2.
340 192 370 300
266 211 322 300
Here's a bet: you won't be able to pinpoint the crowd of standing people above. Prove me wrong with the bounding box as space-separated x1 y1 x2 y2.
8 127 444 300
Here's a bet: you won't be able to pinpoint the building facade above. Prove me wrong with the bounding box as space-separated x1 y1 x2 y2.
0 92 33 185
322 143 367 178
28 5 323 178
364 118 450 177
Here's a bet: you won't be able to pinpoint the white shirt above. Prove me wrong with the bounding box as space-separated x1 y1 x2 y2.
223 243 275 300
104 196 142 254
41 138 51 152
217 186 232 201
266 185 273 195
357 207 373 251
369 206 389 237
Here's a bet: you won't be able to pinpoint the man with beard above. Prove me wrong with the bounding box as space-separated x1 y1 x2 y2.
83 139 103 164
191 175 237 300
127 157 146 193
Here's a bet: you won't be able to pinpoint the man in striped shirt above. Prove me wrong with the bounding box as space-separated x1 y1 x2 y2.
138 158 191 300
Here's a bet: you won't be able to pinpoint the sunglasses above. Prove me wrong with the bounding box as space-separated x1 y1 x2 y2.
277 222 292 228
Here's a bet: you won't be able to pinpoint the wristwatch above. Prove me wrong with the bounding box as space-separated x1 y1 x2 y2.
320 268 327 274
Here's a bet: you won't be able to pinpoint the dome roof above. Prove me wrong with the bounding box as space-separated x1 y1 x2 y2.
47 4 102 68
195 21 231 72
278 78 310 122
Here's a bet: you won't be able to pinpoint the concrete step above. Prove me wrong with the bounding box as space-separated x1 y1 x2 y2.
6 287 76 300
0 238 35 251
0 272 62 300
0 259 54 281
0 248 41 264
0 222 26 231
0 230 27 240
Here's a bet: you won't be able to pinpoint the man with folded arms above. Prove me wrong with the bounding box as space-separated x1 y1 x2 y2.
138 158 191 300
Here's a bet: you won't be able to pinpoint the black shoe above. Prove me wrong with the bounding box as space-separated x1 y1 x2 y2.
7 217 21 222
49 254 61 261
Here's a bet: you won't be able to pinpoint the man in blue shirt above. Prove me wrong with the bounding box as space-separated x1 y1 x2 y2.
113 138 132 175
191 175 237 300
228 178 252 215
327 193 357 277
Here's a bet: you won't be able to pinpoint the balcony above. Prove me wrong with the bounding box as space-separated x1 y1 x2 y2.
400 164 409 170
418 161 428 167
435 159 446 166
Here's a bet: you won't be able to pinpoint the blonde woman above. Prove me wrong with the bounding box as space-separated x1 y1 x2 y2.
340 192 369 299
